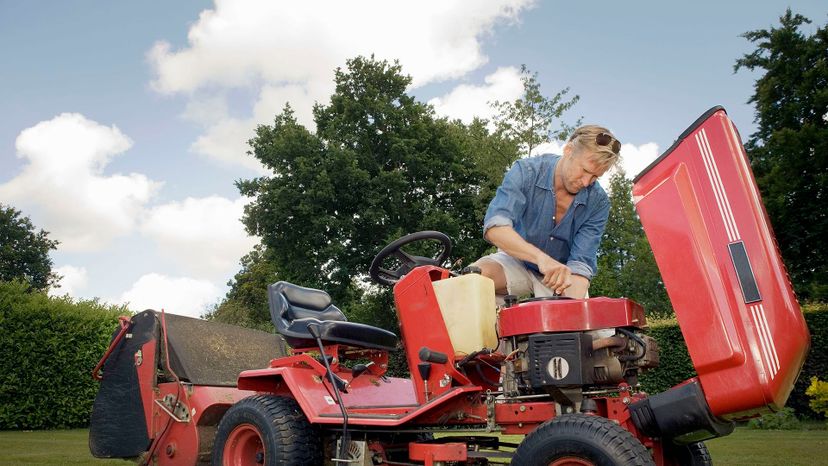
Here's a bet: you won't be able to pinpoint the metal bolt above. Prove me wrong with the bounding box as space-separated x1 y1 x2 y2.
519 405 527 412
165 444 175 457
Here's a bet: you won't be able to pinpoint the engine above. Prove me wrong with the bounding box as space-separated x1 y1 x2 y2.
500 328 659 400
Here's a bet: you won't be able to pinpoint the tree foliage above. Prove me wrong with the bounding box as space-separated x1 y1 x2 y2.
0 204 59 291
590 171 672 317
237 56 492 310
490 65 580 156
217 58 580 330
206 245 278 330
735 10 828 300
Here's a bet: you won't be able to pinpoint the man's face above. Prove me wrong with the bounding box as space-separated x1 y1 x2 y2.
561 149 608 195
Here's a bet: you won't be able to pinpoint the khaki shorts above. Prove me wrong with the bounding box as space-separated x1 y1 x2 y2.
473 251 558 299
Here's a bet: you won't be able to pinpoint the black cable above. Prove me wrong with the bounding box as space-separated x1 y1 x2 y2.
308 323 350 462
474 362 501 387
616 327 647 362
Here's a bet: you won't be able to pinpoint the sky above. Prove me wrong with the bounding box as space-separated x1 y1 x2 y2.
1 1 825 318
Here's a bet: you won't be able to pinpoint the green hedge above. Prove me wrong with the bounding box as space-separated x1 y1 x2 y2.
638 318 696 395
790 303 828 418
640 303 827 418
0 281 128 430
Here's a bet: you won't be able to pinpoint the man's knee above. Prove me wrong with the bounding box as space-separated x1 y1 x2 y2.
477 260 507 294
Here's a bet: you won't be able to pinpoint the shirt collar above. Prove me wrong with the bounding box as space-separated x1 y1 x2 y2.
534 154 559 191
534 154 592 205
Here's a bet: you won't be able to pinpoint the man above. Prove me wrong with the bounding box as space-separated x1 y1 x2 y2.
473 125 621 299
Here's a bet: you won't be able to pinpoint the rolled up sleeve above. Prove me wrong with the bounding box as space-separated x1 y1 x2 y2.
483 162 529 238
566 197 610 280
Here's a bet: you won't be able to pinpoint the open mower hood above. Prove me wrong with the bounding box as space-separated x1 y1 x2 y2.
632 106 810 419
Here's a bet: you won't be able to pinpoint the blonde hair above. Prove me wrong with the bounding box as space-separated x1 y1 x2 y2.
567 125 621 170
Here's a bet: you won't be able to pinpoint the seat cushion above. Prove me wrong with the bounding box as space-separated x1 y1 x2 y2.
283 318 398 351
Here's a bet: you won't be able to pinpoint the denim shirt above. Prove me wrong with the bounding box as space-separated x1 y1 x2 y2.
483 154 610 280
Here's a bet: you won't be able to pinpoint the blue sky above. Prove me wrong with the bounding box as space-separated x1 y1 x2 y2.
1 1 825 317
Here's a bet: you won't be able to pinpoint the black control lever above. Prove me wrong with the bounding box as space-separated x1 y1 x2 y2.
419 347 448 364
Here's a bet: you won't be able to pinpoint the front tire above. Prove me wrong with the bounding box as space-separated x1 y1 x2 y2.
512 414 655 466
212 395 322 466
664 442 712 466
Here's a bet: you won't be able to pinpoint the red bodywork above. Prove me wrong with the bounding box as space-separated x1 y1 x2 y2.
632 107 810 418
92 107 809 465
499 297 647 336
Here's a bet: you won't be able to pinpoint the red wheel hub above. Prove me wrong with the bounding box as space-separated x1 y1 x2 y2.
223 423 265 466
549 457 594 466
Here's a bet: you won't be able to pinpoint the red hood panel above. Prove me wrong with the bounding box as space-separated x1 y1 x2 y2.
632 107 810 417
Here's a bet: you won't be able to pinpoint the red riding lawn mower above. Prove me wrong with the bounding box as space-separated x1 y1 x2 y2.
90 107 810 465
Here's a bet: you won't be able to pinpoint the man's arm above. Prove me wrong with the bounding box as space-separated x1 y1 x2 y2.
565 275 589 298
485 226 573 295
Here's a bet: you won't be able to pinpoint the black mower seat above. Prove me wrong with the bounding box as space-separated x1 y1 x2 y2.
268 281 398 351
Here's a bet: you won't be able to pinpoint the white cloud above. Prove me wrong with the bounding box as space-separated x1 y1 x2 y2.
141 196 258 280
0 113 162 251
181 94 230 127
617 142 660 180
119 273 223 318
596 142 660 192
429 66 524 124
189 118 266 173
530 140 566 157
149 0 536 169
49 265 88 297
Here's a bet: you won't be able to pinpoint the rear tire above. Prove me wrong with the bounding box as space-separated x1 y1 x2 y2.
512 414 655 466
212 395 322 466
664 442 712 466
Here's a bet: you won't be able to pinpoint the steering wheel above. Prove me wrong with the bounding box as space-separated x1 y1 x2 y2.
369 231 452 286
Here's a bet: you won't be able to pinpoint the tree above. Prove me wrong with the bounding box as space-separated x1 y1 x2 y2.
735 10 828 300
590 172 672 317
238 56 491 311
206 245 279 330
0 204 59 291
490 65 580 159
468 65 580 205
223 59 581 330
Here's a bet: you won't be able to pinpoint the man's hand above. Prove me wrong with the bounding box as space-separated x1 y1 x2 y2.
537 254 571 295
486 226 575 295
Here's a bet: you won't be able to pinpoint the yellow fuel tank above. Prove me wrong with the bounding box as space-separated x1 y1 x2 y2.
431 273 497 355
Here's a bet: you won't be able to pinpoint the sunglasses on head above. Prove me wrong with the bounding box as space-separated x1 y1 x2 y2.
595 132 621 154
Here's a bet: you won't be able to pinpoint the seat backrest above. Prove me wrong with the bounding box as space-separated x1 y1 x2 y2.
268 281 346 335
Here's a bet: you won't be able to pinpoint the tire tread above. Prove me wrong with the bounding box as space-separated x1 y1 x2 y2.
212 394 322 465
512 414 655 466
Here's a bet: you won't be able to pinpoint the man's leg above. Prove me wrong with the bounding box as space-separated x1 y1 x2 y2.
472 252 533 298
477 260 508 294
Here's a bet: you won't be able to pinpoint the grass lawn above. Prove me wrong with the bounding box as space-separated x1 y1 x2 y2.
0 427 825 465
0 430 128 466
705 428 828 465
